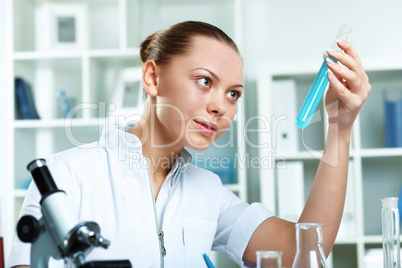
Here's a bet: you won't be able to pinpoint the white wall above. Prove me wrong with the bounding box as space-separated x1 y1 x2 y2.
242 0 402 79
241 0 402 203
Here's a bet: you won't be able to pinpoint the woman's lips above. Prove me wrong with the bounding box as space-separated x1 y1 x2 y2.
194 120 218 137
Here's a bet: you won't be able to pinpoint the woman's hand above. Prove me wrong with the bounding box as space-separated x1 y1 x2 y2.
324 40 371 133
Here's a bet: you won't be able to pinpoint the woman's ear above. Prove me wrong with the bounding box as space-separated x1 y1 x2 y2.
142 60 159 97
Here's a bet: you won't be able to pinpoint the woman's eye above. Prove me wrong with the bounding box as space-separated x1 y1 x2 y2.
227 90 240 100
197 77 211 88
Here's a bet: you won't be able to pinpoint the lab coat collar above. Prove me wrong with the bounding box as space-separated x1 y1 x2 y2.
100 123 192 177
99 123 143 155
170 149 192 175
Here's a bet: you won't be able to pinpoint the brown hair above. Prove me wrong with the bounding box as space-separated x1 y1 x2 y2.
140 21 239 65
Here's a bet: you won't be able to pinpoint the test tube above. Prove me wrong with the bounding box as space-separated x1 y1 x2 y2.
0 199 4 268
295 24 352 129
381 197 400 268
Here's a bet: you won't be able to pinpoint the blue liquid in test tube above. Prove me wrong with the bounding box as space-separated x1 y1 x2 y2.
295 24 352 129
295 56 337 129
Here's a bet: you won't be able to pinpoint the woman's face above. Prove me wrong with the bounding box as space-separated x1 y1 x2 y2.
154 36 243 151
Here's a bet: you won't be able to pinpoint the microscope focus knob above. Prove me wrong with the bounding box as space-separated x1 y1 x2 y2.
17 215 41 243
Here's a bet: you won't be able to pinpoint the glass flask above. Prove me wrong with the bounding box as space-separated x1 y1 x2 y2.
256 251 282 268
292 223 327 268
381 197 400 268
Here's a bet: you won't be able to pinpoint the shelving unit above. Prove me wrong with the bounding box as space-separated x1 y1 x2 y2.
2 0 246 266
257 58 402 268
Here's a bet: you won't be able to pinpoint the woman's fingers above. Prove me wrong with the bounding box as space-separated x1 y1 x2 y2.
326 57 361 93
325 41 371 100
327 69 362 112
323 40 371 130
336 39 363 67
328 50 364 79
327 47 368 85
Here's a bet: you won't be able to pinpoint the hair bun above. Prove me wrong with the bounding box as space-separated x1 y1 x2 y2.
140 32 159 63
139 21 238 65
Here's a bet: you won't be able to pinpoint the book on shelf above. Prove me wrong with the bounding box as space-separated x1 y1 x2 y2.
14 77 40 120
56 90 77 118
384 92 402 147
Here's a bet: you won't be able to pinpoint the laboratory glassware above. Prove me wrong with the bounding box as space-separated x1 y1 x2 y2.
0 199 4 268
295 24 352 129
292 223 327 268
256 251 282 268
381 197 400 268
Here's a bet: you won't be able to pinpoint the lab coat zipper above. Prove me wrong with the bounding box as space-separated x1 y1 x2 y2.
146 157 183 268
146 159 165 268
158 166 181 255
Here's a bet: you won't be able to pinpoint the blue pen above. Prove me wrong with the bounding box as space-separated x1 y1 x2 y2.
203 253 216 268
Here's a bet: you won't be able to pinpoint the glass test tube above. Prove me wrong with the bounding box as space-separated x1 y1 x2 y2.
381 197 400 268
0 199 4 268
295 24 352 129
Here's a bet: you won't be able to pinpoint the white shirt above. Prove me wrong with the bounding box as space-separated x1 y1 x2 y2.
9 124 274 268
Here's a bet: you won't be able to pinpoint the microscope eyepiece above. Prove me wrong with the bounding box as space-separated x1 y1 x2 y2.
27 158 59 197
27 159 47 172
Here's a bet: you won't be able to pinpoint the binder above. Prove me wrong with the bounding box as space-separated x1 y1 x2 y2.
277 161 304 222
337 161 356 237
384 91 402 147
15 77 40 120
273 80 298 154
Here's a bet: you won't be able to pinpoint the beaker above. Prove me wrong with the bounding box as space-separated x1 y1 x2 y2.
295 24 352 129
292 223 327 268
256 251 282 268
381 197 400 268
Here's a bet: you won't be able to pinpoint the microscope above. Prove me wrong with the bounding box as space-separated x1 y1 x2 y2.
16 159 131 268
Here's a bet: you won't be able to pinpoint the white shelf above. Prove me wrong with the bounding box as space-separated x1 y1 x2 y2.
335 236 360 245
13 48 140 60
360 147 402 158
225 183 241 192
276 151 357 161
14 118 106 128
4 1 247 267
363 55 402 72
14 189 27 199
363 235 383 244
274 150 324 161
257 60 402 268
264 55 402 77
363 235 402 244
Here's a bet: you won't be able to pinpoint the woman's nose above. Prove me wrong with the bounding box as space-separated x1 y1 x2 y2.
207 93 227 116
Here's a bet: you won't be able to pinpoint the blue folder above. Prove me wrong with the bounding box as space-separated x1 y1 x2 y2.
385 98 402 147
15 77 40 120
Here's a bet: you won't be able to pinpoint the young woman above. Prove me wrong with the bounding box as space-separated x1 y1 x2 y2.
9 21 371 267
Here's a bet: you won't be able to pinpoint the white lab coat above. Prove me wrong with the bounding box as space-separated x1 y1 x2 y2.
9 124 274 268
